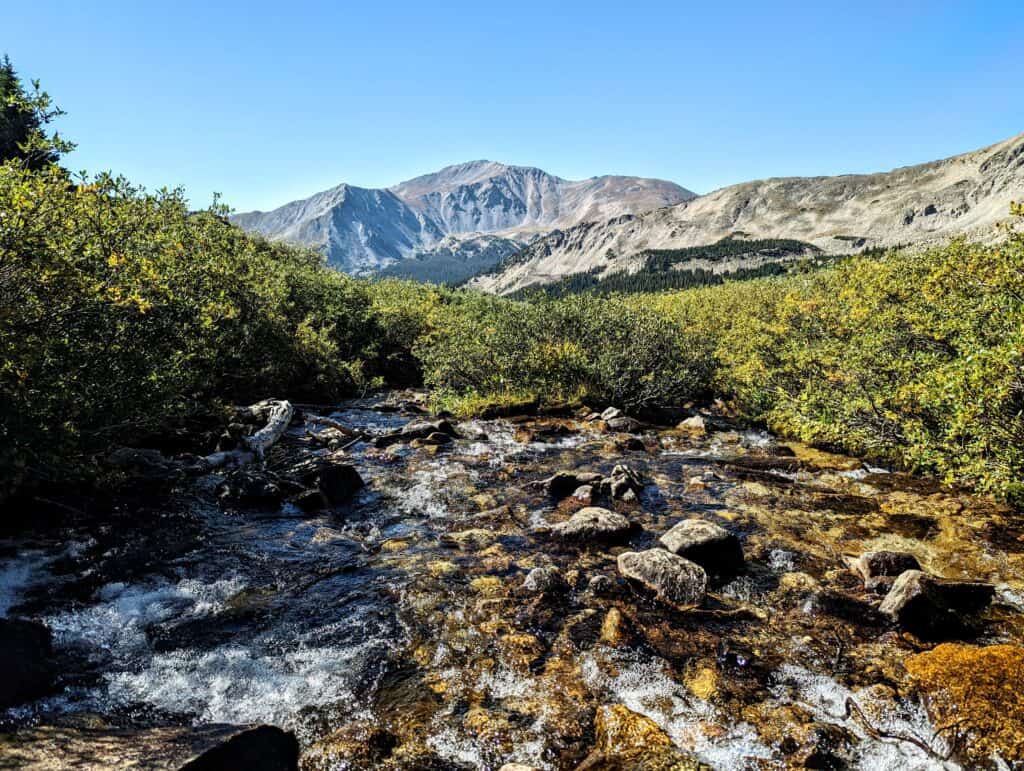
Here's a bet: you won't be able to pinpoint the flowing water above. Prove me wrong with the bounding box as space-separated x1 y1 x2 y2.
2 397 1023 769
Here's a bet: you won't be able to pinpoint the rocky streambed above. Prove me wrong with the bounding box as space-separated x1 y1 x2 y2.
2 395 1023 770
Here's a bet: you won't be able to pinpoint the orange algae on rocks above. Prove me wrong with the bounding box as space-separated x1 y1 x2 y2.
905 643 1024 763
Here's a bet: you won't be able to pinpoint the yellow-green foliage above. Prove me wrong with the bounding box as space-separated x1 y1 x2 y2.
649 214 1024 500
0 163 379 490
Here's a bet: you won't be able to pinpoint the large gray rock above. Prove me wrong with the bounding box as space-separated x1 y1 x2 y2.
605 416 644 434
659 519 743 576
879 570 994 639
617 549 707 609
552 507 633 541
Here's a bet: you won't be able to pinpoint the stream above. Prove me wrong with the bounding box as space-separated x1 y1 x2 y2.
2 395 1023 769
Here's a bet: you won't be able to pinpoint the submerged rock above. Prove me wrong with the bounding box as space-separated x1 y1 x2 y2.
179 725 299 770
0 618 55 709
879 570 994 638
552 507 634 541
905 643 1024 764
617 549 707 609
659 519 744 576
583 704 707 770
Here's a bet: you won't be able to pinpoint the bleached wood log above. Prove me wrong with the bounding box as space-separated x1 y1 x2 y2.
201 399 293 468
243 400 294 459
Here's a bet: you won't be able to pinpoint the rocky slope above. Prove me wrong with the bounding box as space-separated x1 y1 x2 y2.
471 133 1024 294
232 161 694 277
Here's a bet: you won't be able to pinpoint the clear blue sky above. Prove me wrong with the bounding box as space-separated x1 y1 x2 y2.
6 1 1023 212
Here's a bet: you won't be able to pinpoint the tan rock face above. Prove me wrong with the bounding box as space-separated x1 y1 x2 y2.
589 704 708 770
906 644 1024 764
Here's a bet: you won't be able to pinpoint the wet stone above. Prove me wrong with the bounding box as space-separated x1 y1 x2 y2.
879 569 995 639
544 471 604 498
617 549 707 609
520 566 569 596
551 507 634 541
605 415 644 434
848 549 921 594
659 518 744 577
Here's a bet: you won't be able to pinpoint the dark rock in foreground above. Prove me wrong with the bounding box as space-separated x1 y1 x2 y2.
617 549 707 609
179 725 299 771
879 570 994 638
0 618 56 709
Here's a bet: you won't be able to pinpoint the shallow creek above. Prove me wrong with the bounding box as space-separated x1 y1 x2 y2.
2 398 1023 769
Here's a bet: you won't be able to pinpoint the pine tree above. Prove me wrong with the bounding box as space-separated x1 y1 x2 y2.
0 55 72 168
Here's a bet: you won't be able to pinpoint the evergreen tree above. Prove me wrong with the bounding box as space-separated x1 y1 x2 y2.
0 55 72 168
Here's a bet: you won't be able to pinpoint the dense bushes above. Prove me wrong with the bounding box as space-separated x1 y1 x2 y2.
415 292 714 412
649 213 1024 500
0 164 382 494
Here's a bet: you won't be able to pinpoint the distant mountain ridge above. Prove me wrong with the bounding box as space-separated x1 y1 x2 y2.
231 161 695 276
470 133 1024 294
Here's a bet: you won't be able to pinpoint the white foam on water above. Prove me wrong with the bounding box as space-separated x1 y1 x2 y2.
770 664 958 770
105 641 378 732
580 651 773 769
768 548 797 573
46 576 247 652
0 548 52 617
996 584 1024 611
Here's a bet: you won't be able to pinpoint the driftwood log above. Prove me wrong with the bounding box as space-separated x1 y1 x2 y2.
203 399 293 469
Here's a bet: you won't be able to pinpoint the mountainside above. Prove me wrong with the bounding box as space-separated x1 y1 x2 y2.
231 162 694 276
471 133 1024 295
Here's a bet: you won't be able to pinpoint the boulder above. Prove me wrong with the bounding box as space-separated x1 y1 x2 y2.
605 416 644 434
543 471 604 498
316 464 365 505
0 619 55 709
599 464 643 500
521 566 569 596
659 519 744 576
677 415 707 437
374 419 457 448
552 507 633 541
878 570 994 638
600 407 623 421
848 550 920 592
179 725 299 771
617 549 707 609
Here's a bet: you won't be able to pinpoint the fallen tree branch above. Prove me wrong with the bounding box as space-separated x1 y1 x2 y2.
202 399 293 469
243 400 294 459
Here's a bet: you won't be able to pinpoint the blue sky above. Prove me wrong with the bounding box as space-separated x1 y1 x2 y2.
6 1 1023 212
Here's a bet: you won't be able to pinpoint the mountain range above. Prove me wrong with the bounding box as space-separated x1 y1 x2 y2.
231 162 694 279
470 133 1024 294
232 133 1023 292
